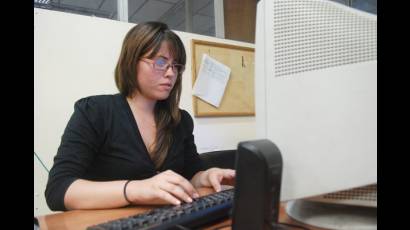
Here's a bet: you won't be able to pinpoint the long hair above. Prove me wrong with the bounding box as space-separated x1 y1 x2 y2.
114 22 186 169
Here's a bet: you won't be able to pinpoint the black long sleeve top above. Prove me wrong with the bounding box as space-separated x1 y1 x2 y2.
45 94 204 211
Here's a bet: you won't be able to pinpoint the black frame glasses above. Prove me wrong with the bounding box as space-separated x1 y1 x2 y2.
140 57 185 74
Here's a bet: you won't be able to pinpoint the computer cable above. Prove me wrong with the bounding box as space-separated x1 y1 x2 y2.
34 151 50 173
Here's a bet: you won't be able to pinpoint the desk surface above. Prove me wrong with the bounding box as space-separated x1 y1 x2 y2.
37 188 324 230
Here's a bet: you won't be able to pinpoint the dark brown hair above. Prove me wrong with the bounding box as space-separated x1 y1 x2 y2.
115 22 186 169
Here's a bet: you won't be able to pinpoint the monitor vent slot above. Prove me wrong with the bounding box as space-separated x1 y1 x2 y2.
273 0 377 77
323 184 377 202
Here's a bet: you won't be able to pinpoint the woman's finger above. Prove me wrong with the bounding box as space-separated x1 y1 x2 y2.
165 171 199 198
160 182 193 203
156 189 181 205
222 169 235 178
209 173 223 192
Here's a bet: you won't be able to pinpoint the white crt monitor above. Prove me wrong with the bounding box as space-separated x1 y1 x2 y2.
254 0 376 228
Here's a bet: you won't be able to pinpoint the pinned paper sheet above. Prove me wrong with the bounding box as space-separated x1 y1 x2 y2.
192 54 231 107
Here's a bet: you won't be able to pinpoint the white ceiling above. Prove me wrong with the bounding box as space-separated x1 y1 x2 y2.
39 0 215 36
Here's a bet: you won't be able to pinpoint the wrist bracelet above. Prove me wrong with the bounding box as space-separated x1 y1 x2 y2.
123 180 133 204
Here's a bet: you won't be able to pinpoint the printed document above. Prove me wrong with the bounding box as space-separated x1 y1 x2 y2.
192 54 231 107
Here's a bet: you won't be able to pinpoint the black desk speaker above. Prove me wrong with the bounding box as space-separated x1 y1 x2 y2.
231 139 283 230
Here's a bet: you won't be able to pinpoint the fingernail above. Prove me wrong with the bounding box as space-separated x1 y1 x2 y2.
175 200 181 205
187 197 192 203
193 193 199 198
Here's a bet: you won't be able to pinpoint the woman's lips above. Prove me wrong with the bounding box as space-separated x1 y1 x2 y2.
159 83 172 90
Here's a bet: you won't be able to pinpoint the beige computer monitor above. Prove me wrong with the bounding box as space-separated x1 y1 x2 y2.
254 0 377 228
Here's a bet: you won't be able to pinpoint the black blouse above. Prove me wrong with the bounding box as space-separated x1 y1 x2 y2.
45 94 204 211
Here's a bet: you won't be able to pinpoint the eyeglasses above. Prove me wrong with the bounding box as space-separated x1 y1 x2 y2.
140 57 185 75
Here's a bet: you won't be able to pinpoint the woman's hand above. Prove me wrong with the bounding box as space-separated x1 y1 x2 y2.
191 168 236 192
126 170 199 205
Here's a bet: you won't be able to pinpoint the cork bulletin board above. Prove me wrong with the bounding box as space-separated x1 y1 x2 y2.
191 39 255 117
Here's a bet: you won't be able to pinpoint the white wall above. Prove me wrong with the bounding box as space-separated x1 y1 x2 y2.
34 8 256 216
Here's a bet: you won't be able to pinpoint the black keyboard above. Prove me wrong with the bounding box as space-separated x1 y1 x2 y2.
87 188 234 230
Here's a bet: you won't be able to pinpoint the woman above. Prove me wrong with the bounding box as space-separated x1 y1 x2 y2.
45 21 235 211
